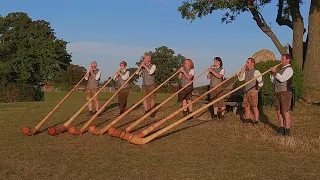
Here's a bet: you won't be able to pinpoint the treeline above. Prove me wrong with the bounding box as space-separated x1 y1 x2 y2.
0 12 71 102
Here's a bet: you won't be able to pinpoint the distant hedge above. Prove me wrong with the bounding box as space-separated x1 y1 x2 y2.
235 60 304 107
0 82 44 103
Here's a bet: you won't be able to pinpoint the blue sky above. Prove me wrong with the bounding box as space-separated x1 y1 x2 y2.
2 0 310 86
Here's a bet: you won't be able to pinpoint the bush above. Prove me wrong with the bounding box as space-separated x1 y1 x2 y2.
254 60 304 107
0 83 44 103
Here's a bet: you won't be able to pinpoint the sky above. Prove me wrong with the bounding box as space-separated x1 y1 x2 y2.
1 0 311 86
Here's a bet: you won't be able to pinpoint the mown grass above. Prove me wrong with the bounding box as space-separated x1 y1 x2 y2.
0 92 319 180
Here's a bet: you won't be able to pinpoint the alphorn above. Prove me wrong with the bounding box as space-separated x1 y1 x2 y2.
128 64 281 145
68 66 142 135
108 66 211 137
120 70 240 140
21 76 86 136
47 70 116 136
88 69 182 135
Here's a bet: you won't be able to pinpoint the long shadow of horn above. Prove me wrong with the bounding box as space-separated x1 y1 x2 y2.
130 118 160 132
36 103 120 135
99 103 119 116
36 118 70 135
93 115 119 127
115 117 145 129
151 120 209 142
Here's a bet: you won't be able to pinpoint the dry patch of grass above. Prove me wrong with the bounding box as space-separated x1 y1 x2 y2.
0 92 320 179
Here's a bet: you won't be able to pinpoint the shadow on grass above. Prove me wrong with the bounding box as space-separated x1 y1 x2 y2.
36 118 71 135
258 93 279 133
127 101 198 133
152 120 209 142
259 106 279 133
99 103 120 116
94 115 119 127
129 118 160 132
35 103 120 135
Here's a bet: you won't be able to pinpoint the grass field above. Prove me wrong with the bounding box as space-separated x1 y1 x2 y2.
0 92 320 180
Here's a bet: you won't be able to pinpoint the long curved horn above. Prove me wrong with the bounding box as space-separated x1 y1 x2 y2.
111 66 211 138
47 71 114 136
69 66 142 135
89 69 182 136
121 70 240 140
22 76 86 136
128 64 281 144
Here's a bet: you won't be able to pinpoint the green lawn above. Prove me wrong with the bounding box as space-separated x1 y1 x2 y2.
0 92 320 180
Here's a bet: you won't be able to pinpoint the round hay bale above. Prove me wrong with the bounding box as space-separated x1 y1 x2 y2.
251 49 276 63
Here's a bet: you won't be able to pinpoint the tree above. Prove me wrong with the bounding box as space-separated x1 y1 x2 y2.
0 12 71 86
303 0 320 102
178 0 287 55
104 77 116 87
52 64 87 86
178 0 320 102
136 46 185 92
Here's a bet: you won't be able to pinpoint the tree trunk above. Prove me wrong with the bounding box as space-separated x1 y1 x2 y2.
289 0 305 70
303 0 320 103
248 5 288 55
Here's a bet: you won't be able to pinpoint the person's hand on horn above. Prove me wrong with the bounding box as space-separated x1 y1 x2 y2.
179 66 185 73
208 64 215 73
140 61 146 68
115 68 121 76
270 66 278 74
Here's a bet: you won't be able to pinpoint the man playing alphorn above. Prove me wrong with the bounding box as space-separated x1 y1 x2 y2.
136 55 157 115
238 58 263 125
270 54 294 136
85 61 101 115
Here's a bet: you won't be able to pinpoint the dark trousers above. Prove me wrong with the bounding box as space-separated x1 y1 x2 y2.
118 87 129 114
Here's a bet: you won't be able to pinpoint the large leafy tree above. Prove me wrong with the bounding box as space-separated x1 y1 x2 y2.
178 0 320 102
136 46 185 91
0 12 71 85
52 64 87 86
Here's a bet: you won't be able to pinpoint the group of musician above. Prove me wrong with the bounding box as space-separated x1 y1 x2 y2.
84 54 294 136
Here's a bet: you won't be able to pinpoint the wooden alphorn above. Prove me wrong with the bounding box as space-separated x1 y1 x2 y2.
128 64 281 144
121 70 240 140
68 66 142 135
47 70 116 136
88 69 182 135
22 76 86 136
110 66 212 138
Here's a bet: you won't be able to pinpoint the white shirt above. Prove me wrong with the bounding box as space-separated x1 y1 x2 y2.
136 64 156 75
85 70 101 81
238 69 263 87
188 69 195 76
113 69 129 81
270 64 293 83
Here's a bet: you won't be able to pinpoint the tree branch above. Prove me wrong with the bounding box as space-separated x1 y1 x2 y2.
288 0 306 34
248 1 287 55
276 0 294 30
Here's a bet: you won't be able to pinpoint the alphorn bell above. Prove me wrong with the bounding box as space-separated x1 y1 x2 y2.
47 69 116 136
21 76 86 136
68 66 142 135
128 64 281 145
109 66 211 138
120 69 240 140
88 68 182 136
